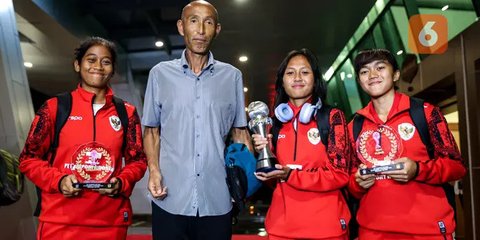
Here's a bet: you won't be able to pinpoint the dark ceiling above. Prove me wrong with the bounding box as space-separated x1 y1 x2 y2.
75 0 377 104
17 0 377 105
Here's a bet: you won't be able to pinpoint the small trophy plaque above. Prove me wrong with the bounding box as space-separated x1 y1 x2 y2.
356 125 403 174
71 142 115 189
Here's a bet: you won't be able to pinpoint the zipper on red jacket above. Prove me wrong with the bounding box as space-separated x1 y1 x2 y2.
91 95 97 141
293 119 298 161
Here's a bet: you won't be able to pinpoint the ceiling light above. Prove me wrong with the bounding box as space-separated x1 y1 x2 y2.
347 73 353 78
243 87 248 92
24 62 33 68
155 41 164 47
340 72 345 80
239 56 248 62
441 5 449 11
397 50 404 55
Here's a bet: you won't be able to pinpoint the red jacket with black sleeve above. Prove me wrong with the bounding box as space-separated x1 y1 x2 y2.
19 86 147 226
347 92 466 236
265 102 351 239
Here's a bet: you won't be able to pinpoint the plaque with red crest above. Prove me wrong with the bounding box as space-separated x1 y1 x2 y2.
71 142 115 189
356 125 404 175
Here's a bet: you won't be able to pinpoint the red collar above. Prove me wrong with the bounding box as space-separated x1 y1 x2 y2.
74 84 115 105
358 92 409 124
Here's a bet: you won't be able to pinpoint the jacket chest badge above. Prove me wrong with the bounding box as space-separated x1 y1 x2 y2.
398 123 415 141
307 128 321 145
109 116 122 132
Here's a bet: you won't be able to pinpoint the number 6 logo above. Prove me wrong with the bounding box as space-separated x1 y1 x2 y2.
408 14 448 54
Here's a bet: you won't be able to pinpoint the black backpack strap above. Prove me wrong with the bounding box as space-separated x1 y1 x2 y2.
409 97 456 222
315 105 332 146
270 118 282 150
50 92 72 164
112 96 128 153
409 97 434 159
35 92 72 217
353 114 365 142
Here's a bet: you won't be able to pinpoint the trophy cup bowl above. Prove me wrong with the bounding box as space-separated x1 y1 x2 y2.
247 101 277 173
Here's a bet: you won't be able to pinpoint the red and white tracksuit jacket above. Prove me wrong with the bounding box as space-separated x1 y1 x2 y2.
266 102 351 239
347 92 466 238
19 86 147 227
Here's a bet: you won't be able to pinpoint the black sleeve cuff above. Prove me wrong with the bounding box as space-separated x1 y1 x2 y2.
57 174 69 192
413 161 420 179
114 178 123 198
284 168 293 181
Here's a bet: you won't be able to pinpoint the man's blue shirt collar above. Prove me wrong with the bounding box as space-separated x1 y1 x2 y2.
180 50 215 75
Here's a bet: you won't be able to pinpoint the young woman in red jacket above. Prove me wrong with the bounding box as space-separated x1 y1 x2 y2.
348 49 466 239
19 37 147 239
252 49 351 240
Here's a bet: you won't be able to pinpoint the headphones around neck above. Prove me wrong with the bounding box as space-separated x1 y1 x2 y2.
274 99 322 124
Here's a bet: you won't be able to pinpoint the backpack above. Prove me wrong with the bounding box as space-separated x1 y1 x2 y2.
0 149 24 206
352 97 457 223
34 92 129 216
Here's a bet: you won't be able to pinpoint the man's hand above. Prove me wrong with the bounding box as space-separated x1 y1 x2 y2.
383 157 418 182
255 164 291 182
60 174 81 197
355 164 376 189
95 177 121 197
252 134 272 153
148 169 167 200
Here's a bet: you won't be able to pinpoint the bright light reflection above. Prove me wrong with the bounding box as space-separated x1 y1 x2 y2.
0 0 11 12
239 56 248 62
24 62 33 68
324 67 334 81
155 41 164 47
258 231 267 237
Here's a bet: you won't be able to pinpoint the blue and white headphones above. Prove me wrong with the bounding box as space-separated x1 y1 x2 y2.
274 99 323 124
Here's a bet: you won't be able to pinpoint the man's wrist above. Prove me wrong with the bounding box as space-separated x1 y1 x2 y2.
148 165 160 173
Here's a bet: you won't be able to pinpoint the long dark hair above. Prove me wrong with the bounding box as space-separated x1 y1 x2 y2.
274 48 327 109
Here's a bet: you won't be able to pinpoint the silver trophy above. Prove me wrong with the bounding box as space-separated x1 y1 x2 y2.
247 101 277 173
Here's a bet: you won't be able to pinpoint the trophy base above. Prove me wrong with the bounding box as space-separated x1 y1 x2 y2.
360 162 405 175
256 159 276 173
73 182 114 189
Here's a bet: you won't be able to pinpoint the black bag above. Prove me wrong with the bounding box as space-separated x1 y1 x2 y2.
225 143 261 213
0 149 24 206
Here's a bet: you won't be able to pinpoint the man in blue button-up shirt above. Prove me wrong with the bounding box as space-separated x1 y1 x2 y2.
142 1 252 239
